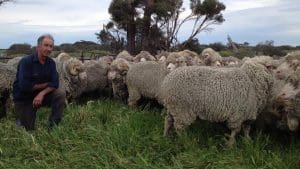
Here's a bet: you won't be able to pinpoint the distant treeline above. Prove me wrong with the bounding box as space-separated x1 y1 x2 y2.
2 39 300 59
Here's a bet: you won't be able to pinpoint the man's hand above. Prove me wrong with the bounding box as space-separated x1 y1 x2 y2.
33 93 44 108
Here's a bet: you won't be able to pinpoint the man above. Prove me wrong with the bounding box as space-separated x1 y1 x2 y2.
13 34 66 131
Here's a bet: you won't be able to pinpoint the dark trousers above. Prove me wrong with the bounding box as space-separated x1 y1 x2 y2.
14 89 66 131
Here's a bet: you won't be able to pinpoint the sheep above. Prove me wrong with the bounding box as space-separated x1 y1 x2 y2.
155 51 170 60
284 50 300 61
98 55 114 70
126 61 169 106
133 51 156 62
272 82 300 131
55 57 88 101
274 59 300 82
166 55 188 71
200 48 222 66
221 56 241 67
0 62 16 118
82 60 108 95
161 59 275 146
116 50 134 62
56 52 72 62
108 58 131 103
6 56 23 69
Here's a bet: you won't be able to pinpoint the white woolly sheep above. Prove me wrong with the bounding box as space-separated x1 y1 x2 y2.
221 56 241 67
82 60 108 94
56 52 73 62
108 58 131 102
0 62 16 117
161 59 275 146
272 82 300 131
55 57 88 101
200 48 222 66
133 51 156 62
6 56 23 69
126 61 169 106
116 50 134 62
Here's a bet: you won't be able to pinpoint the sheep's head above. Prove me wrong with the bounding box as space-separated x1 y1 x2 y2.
167 63 176 71
57 52 72 62
274 62 294 80
176 56 188 67
108 58 130 81
273 83 300 131
66 58 85 76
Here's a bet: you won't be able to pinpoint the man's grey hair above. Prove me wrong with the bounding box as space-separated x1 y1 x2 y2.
37 34 54 45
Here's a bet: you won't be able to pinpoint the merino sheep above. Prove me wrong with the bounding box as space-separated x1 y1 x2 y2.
161 59 275 146
0 62 16 118
126 61 169 106
116 50 134 62
272 82 300 131
55 57 87 101
133 51 156 62
56 52 72 62
108 58 131 102
221 56 241 67
201 48 222 66
6 56 23 69
82 60 108 94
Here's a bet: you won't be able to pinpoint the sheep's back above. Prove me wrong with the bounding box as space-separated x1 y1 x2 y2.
161 66 258 122
126 61 168 99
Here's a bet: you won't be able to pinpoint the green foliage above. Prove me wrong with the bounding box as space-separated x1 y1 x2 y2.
59 43 77 53
255 40 287 57
6 43 32 56
219 50 234 57
1 99 300 168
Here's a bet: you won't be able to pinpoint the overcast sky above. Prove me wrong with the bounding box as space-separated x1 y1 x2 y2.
0 0 299 48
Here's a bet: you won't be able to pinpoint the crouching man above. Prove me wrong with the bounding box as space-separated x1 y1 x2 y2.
13 34 66 131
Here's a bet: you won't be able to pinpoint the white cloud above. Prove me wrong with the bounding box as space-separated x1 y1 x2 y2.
0 0 299 48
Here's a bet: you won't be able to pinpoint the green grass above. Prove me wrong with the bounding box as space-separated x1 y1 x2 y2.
1 99 300 169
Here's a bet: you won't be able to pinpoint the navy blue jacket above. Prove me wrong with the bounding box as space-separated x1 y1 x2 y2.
13 53 59 101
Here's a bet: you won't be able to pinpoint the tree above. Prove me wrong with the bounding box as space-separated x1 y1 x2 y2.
0 0 13 6
108 0 138 54
255 40 286 57
95 22 125 53
179 0 225 48
103 0 225 53
7 43 32 56
107 0 182 53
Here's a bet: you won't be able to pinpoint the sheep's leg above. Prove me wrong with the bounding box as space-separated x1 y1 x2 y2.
242 122 251 139
226 127 240 147
164 113 174 137
127 88 141 107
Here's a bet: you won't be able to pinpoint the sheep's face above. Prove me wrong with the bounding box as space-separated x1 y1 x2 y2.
176 56 187 67
167 63 176 71
66 59 85 76
108 70 118 81
273 84 300 131
274 62 291 80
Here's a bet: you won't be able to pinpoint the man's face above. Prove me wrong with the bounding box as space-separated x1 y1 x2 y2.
37 37 54 57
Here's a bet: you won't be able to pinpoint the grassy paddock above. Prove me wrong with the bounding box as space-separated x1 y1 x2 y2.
1 99 300 168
